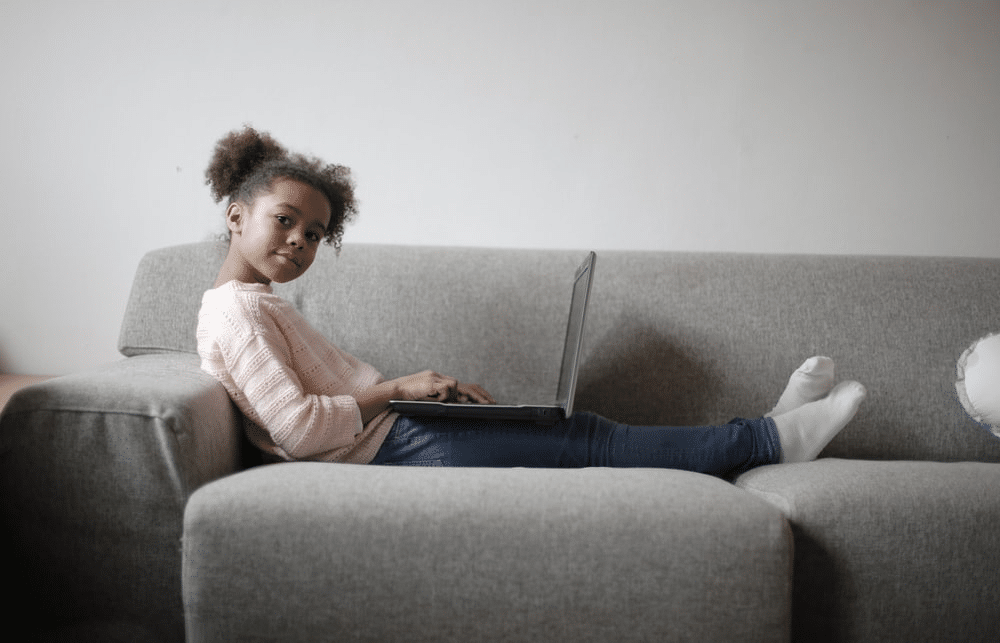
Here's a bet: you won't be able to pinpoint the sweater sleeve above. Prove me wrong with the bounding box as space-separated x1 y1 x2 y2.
204 307 365 460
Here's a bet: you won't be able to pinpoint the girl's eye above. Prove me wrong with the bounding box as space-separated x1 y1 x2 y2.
276 215 291 225
307 232 321 243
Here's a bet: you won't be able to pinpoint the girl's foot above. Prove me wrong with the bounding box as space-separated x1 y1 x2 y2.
767 356 836 417
771 381 867 463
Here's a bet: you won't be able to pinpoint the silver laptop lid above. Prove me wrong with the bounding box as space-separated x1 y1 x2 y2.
554 252 596 417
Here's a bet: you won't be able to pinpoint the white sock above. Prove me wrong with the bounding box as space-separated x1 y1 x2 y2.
767 356 836 417
772 381 867 463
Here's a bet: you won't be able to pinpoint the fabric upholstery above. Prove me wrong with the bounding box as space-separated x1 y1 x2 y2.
184 462 792 643
735 459 1000 643
0 353 243 641
0 374 51 413
120 242 1000 462
119 242 227 358
10 241 1000 642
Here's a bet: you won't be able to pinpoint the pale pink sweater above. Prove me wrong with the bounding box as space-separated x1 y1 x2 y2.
196 281 397 464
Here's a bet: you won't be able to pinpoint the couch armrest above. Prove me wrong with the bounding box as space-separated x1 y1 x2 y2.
0 352 242 642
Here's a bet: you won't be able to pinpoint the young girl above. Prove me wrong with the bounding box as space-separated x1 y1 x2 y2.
197 126 867 475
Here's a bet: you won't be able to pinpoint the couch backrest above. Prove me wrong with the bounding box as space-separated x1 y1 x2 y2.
120 241 1000 463
119 242 229 358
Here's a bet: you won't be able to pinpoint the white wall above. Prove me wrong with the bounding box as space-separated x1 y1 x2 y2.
1 0 998 375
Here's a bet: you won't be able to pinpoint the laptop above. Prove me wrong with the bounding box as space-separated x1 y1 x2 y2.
389 251 597 424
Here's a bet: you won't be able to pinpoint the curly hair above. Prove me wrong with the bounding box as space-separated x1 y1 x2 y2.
205 126 358 251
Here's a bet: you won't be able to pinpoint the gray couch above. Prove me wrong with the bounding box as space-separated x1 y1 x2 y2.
3 241 999 642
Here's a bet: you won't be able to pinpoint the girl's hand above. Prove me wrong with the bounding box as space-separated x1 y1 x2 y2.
395 370 457 401
452 382 496 405
356 371 497 424
394 371 496 404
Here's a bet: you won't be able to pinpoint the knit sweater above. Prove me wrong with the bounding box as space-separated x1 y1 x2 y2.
196 280 397 464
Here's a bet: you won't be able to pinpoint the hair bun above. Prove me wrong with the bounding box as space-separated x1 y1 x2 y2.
205 125 288 203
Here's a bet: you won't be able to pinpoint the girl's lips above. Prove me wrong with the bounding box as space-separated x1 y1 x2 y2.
275 252 301 267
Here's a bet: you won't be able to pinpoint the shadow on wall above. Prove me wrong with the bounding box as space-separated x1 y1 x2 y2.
0 348 13 375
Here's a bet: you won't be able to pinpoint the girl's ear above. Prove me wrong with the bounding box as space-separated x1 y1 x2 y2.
225 202 245 235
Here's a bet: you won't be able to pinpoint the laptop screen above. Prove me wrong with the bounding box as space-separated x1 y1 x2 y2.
554 252 596 416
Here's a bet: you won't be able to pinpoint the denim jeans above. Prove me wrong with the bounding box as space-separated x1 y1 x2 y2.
371 411 781 478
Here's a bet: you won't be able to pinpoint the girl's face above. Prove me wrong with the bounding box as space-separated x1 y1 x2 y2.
223 178 332 285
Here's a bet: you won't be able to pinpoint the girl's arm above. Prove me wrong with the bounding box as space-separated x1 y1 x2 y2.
356 371 496 424
355 380 400 425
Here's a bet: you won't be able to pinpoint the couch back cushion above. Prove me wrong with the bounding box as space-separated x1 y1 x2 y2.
120 241 1000 463
119 242 229 358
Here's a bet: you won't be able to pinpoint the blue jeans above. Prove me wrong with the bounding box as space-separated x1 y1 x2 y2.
371 412 781 478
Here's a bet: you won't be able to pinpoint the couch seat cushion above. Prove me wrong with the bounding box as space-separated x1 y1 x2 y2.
184 463 793 643
735 458 1000 643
